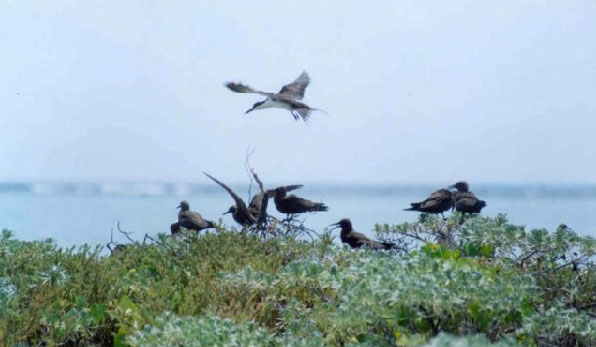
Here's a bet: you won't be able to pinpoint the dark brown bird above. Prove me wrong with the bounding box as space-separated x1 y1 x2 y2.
273 185 328 215
449 181 486 214
225 71 322 122
204 172 258 226
170 200 215 235
404 188 454 217
204 172 303 226
330 218 395 250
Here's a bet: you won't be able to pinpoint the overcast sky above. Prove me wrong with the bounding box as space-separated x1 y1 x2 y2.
1 1 595 184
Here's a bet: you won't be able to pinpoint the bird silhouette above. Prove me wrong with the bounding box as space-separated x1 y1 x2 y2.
225 71 321 122
273 185 328 216
329 218 395 250
449 182 486 214
404 188 454 217
204 172 303 226
171 200 215 235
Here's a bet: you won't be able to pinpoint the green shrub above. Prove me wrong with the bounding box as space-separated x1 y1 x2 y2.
1 213 595 346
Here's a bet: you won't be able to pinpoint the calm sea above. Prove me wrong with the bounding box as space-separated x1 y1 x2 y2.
1 182 595 247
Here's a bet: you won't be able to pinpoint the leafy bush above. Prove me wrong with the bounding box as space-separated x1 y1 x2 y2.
1 214 595 346
127 312 276 346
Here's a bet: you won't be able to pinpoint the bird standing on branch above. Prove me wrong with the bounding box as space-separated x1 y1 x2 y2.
204 172 303 227
329 218 396 250
449 181 486 214
404 188 454 218
273 185 328 218
171 200 215 235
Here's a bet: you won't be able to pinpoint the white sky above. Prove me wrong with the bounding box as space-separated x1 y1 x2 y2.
1 1 595 184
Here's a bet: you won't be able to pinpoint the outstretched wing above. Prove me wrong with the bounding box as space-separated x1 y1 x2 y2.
278 71 310 100
266 184 304 198
203 172 247 210
225 82 270 96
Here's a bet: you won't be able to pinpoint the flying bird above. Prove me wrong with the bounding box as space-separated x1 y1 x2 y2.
225 71 321 122
404 188 454 217
449 181 486 214
329 218 396 250
171 200 215 235
273 185 328 215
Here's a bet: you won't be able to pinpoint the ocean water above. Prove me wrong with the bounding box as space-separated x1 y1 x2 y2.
1 182 595 247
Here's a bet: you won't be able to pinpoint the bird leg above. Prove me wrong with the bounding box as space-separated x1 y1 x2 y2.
458 213 466 225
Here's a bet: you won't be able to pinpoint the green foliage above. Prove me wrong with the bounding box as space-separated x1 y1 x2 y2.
422 333 515 346
1 214 595 346
0 228 313 345
127 312 277 346
214 247 536 345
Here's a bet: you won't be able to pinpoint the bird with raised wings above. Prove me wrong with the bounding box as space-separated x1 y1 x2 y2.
273 185 328 215
225 71 321 122
204 172 303 227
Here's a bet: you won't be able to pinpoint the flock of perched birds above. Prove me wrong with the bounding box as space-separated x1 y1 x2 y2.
170 177 486 250
168 72 487 249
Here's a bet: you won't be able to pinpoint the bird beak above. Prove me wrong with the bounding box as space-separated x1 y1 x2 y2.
448 184 456 189
245 107 254 114
328 222 340 230
222 211 231 215
176 204 181 208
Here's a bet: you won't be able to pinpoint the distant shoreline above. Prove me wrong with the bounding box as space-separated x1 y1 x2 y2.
2 181 596 198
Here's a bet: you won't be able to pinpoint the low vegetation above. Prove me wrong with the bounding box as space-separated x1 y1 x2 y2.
1 214 595 346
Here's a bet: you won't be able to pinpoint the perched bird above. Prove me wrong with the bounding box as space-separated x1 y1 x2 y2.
171 200 215 235
329 218 395 250
557 224 574 234
404 188 454 217
225 71 321 122
204 172 258 226
273 186 328 215
204 172 303 226
449 182 486 214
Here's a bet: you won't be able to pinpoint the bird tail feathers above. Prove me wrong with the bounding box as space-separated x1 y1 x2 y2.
404 202 422 211
310 203 328 212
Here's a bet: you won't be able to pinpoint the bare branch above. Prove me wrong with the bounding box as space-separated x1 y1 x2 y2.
542 257 587 274
117 221 136 243
143 233 156 244
251 168 265 194
244 145 257 199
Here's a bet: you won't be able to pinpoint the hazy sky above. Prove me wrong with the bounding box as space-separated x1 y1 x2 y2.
1 1 595 184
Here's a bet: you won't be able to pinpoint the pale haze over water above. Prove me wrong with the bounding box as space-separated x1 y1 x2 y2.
1 183 595 247
1 2 595 245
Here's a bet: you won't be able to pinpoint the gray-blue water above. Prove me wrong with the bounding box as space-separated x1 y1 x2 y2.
1 182 595 247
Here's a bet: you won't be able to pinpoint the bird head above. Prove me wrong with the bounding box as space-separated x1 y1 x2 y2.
557 224 573 233
274 186 287 197
448 181 469 192
246 100 265 114
329 218 352 230
223 206 236 215
177 200 190 211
